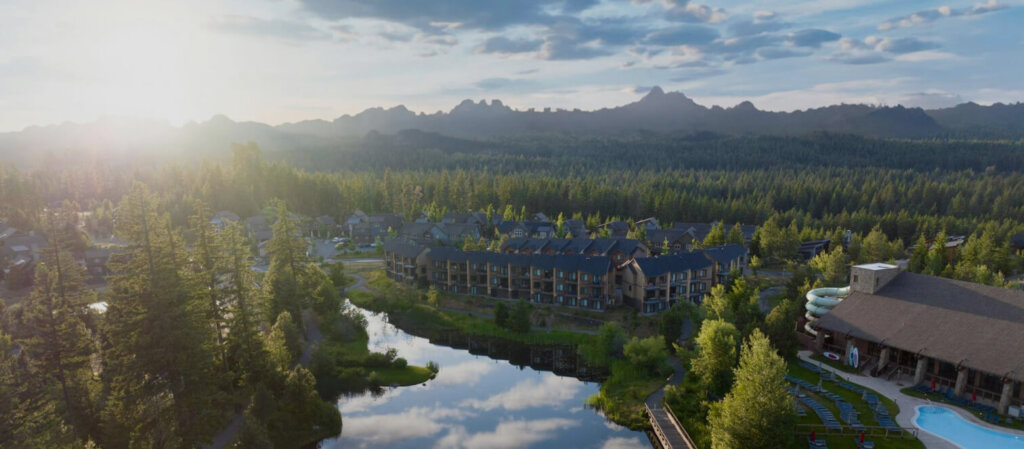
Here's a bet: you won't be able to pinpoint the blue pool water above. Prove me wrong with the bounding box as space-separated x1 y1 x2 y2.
915 405 1024 449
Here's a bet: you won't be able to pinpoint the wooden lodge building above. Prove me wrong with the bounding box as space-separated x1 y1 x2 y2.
812 263 1024 414
383 238 748 315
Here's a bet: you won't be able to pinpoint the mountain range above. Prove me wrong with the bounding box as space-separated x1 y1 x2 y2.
1 87 1022 167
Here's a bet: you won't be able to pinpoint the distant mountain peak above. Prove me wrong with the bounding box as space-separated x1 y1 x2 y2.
734 101 757 111
645 86 666 98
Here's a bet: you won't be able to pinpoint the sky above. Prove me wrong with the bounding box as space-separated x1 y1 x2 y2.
0 0 1021 131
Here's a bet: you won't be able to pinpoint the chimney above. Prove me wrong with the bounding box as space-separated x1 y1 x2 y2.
850 263 900 294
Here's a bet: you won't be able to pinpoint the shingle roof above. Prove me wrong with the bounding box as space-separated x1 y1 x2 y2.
427 250 611 275
703 244 748 264
634 252 713 277
383 238 429 259
647 229 692 245
815 272 1024 382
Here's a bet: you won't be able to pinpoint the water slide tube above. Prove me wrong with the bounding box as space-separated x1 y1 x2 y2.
804 286 850 336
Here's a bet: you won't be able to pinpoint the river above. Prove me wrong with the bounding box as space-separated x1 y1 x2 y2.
317 302 652 449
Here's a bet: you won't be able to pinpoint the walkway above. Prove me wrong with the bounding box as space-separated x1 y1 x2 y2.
795 350 1024 449
645 357 695 449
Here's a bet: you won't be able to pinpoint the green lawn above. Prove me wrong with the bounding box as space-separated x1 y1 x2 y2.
373 365 436 386
788 362 924 449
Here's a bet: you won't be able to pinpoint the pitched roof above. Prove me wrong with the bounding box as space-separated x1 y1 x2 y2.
633 252 713 277
647 229 693 245
382 238 429 259
438 223 480 239
703 244 748 264
427 249 610 275
815 272 1024 382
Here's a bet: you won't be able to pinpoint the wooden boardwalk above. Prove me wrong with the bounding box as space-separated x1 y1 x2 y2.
645 358 697 449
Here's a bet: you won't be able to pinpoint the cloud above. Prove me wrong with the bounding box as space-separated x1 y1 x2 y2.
729 19 790 36
757 47 811 60
477 36 544 54
207 15 331 42
898 91 965 109
297 0 593 32
662 0 728 23
539 36 613 60
432 361 497 385
341 407 451 445
461 375 582 411
878 1 1010 30
474 78 538 90
872 37 940 54
435 418 580 449
601 437 651 449
829 52 890 65
788 29 841 48
644 25 719 46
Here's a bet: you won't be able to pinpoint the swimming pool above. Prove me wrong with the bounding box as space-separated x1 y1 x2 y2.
915 405 1024 449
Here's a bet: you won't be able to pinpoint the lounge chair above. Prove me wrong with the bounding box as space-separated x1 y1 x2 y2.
807 437 827 448
855 439 875 449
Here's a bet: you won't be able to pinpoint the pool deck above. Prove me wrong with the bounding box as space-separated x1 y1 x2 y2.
798 350 1024 449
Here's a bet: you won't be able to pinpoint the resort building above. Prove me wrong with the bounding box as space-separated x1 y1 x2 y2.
811 263 1024 414
382 239 430 285
424 247 616 311
620 252 715 313
499 237 650 264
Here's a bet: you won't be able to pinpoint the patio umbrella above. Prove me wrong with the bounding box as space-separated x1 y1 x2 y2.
931 379 936 390
972 390 977 402
810 430 816 442
859 431 865 443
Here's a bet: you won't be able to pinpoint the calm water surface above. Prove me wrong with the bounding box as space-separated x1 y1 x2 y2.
318 303 651 449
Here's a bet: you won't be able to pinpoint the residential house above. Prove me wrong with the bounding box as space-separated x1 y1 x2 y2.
646 229 695 254
635 217 661 231
399 222 448 242
798 239 831 260
562 219 589 238
495 221 556 239
438 223 481 244
211 211 240 230
601 220 630 238
1 234 48 263
84 247 114 278
313 215 337 238
442 212 488 226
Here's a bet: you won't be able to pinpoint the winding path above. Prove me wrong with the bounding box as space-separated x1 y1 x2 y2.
645 357 695 449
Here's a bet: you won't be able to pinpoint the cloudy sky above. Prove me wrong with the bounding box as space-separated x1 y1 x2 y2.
0 0 1021 131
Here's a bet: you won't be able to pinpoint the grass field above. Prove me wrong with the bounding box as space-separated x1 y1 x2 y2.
788 362 924 449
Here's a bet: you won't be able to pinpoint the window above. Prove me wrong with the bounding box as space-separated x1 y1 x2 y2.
583 274 589 281
535 269 541 276
569 273 577 280
854 274 859 282
557 296 563 303
558 271 564 278
557 284 564 291
471 263 477 269
582 299 588 307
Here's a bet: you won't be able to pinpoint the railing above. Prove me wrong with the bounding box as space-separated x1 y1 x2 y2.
796 423 918 439
664 402 699 449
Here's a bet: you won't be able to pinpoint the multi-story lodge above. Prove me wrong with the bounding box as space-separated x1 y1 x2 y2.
620 252 716 314
499 237 650 265
424 247 616 311
384 236 748 314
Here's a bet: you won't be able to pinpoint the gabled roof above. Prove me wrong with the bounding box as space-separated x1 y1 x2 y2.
499 237 529 252
633 252 713 278
383 238 430 259
400 222 439 237
610 238 646 255
586 238 619 255
439 223 480 239
522 238 550 252
213 211 240 222
564 238 595 253
703 244 748 264
815 271 1024 382
647 229 693 246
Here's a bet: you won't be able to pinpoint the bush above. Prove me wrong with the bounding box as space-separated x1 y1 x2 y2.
426 361 440 373
393 357 408 369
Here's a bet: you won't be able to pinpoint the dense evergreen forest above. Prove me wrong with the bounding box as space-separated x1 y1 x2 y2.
1 131 1023 447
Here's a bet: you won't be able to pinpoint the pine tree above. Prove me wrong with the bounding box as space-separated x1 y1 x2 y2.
264 201 310 324
692 319 739 397
101 183 221 448
222 223 271 388
703 221 726 247
709 330 795 449
18 209 95 439
726 223 745 245
186 201 230 375
909 234 929 273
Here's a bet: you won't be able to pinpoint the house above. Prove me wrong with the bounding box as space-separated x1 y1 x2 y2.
798 239 831 260
601 221 630 238
399 223 448 242
621 252 715 314
442 212 488 226
438 223 481 243
673 222 757 243
1011 233 1024 250
532 212 550 222
495 221 556 239
84 247 114 278
211 211 240 230
313 215 337 238
346 210 369 226
635 217 661 231
812 264 1024 414
562 219 589 238
246 215 271 237
1 234 48 263
646 229 695 254
369 213 404 236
